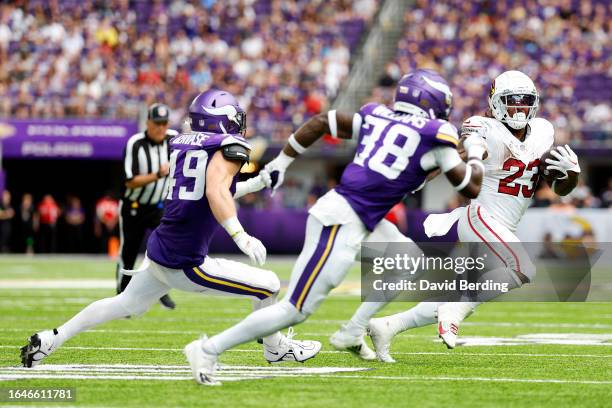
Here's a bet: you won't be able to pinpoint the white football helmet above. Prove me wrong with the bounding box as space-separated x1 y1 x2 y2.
488 70 539 130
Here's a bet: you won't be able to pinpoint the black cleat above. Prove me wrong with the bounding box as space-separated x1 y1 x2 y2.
20 334 40 368
159 294 176 310
20 330 57 368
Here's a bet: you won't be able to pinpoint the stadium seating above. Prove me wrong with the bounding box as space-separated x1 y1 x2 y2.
0 0 378 141
368 0 611 145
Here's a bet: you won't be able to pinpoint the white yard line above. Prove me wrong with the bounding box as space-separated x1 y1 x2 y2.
3 314 612 329
0 280 115 289
1 345 611 358
0 364 368 383
318 375 612 385
0 364 609 385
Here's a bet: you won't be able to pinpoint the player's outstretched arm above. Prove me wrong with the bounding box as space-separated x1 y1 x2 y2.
233 171 272 199
442 134 487 198
264 110 357 192
206 150 266 265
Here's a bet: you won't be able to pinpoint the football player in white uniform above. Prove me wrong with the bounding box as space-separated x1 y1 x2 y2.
365 70 581 362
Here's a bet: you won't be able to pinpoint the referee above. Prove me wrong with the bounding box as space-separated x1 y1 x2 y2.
117 103 178 309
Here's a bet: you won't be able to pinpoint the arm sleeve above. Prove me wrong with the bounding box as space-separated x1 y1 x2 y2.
420 146 463 173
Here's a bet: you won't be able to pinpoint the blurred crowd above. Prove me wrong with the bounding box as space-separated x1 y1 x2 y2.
0 190 120 254
0 0 377 142
370 0 611 144
2 177 611 253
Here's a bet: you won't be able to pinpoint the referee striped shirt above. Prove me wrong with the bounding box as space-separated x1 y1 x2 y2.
123 129 178 206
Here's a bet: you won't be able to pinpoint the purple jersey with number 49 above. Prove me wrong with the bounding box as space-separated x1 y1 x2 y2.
147 132 250 268
335 103 458 231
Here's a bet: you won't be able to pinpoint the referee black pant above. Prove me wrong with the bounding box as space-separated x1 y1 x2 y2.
116 200 163 293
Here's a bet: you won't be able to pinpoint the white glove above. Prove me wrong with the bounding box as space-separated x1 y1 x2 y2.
233 172 272 199
233 231 267 266
258 169 272 188
462 134 487 160
545 145 580 179
263 151 294 195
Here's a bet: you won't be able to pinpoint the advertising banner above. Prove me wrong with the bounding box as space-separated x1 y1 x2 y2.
0 119 138 160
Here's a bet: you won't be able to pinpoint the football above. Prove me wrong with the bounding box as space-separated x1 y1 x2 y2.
539 147 565 183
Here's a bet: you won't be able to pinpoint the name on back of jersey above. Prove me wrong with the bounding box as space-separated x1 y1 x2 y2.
370 104 429 129
171 132 211 147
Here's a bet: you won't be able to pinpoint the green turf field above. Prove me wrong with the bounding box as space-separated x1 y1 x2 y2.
0 256 610 407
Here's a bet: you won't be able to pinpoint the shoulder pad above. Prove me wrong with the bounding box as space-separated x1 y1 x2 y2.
528 117 555 145
220 134 251 150
432 121 459 147
460 116 489 138
358 102 380 116
222 144 250 163
166 129 179 137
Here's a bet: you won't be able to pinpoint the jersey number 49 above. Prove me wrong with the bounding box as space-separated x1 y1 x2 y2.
166 149 208 201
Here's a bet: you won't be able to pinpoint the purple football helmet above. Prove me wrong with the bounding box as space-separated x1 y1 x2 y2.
393 69 453 120
188 89 246 135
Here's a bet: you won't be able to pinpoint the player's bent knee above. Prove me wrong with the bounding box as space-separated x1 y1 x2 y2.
116 292 154 317
278 300 309 325
259 270 281 295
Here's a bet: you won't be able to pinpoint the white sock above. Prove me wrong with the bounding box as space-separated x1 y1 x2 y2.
344 302 388 337
203 301 305 355
56 296 131 348
384 302 443 335
251 296 282 347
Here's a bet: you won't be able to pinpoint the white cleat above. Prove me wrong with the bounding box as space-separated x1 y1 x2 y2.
367 318 396 363
437 302 474 349
437 321 459 349
184 336 220 386
264 327 321 363
329 325 376 361
21 329 58 368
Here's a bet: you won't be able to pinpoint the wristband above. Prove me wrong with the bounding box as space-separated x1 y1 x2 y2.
274 151 295 169
454 165 472 191
222 216 244 239
467 159 485 174
288 134 307 154
327 110 338 138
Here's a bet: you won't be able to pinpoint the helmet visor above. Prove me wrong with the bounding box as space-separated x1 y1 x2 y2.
502 94 536 107
235 111 247 135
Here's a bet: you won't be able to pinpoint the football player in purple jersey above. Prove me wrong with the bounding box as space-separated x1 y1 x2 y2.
20 90 321 385
196 69 487 383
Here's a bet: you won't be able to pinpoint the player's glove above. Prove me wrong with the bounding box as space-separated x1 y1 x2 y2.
263 151 295 195
545 145 580 179
233 231 267 266
222 216 267 265
462 134 487 160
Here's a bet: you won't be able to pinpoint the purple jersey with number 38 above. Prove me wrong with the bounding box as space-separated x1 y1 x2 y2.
147 132 250 268
335 103 458 231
